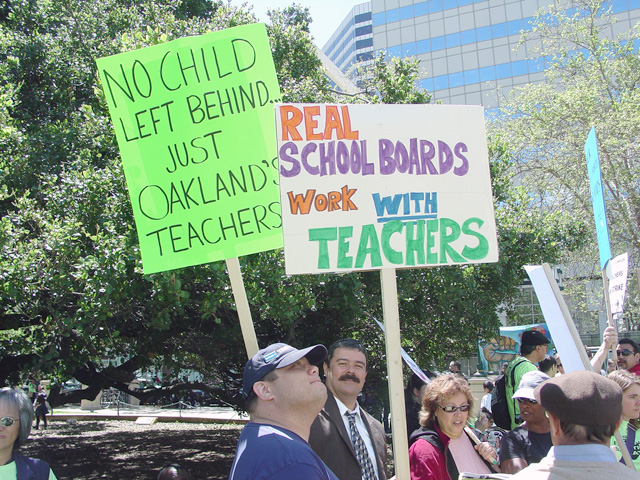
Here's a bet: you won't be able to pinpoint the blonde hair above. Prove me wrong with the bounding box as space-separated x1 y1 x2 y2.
608 370 640 428
419 374 474 428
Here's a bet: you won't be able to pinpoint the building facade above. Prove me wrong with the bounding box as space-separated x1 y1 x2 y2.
324 0 640 108
322 2 374 78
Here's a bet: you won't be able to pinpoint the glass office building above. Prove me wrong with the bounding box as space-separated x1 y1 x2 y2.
324 0 640 108
322 2 374 78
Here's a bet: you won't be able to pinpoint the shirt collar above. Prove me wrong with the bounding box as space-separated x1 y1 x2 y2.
334 394 361 417
548 444 618 463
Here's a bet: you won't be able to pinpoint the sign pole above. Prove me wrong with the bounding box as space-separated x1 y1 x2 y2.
380 268 410 480
226 257 259 358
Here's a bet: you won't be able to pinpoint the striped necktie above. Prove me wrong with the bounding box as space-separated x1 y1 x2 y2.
345 411 377 480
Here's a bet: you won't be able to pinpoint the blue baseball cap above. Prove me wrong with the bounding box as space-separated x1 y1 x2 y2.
242 343 327 397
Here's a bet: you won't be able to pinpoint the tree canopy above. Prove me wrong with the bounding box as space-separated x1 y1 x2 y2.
489 0 640 330
0 0 586 409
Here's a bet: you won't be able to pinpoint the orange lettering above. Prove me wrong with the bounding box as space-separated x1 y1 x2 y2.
280 105 303 141
324 105 344 140
287 189 315 215
304 105 322 140
341 106 359 140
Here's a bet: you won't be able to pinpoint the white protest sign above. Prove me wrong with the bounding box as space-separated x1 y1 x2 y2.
525 265 590 374
607 252 629 321
275 104 499 275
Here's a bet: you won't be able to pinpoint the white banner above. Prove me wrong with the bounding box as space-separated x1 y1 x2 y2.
607 252 629 326
275 103 499 275
525 265 585 374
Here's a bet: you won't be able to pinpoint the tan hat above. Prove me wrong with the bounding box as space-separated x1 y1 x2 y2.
534 370 622 426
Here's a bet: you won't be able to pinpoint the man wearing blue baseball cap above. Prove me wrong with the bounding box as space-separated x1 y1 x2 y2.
229 343 339 480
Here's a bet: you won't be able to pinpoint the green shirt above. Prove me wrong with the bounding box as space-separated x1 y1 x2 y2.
505 356 537 430
0 460 57 480
611 419 640 469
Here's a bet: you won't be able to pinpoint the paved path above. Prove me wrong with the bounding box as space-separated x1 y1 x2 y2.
50 404 249 424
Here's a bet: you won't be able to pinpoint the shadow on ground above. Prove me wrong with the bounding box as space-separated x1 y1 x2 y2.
19 420 242 479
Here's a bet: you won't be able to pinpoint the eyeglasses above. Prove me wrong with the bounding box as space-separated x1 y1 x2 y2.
556 363 563 368
617 349 636 357
516 398 538 404
0 416 17 427
438 404 471 413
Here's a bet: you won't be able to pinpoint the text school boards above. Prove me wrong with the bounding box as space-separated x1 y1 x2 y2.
275 103 499 275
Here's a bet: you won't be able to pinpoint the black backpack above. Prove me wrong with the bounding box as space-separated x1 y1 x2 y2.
491 358 524 430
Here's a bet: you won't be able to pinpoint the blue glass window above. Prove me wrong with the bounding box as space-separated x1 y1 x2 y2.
356 38 373 49
388 45 402 57
496 63 512 79
431 36 446 51
458 0 473 5
630 0 640 8
460 29 476 44
449 72 464 87
387 8 399 23
479 66 495 81
414 2 428 16
403 42 417 56
434 75 448 90
492 22 508 38
511 60 528 76
355 25 372 36
476 26 492 42
528 57 543 72
416 39 430 54
611 0 626 13
372 12 385 26
523 17 535 30
445 33 461 47
429 0 443 13
464 69 480 84
420 78 434 92
507 19 524 35
400 5 414 20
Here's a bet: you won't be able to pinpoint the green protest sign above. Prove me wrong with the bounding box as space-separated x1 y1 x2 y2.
97 23 282 274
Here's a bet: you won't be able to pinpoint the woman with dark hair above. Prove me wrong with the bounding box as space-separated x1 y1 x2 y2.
0 387 57 479
409 374 499 480
608 370 640 468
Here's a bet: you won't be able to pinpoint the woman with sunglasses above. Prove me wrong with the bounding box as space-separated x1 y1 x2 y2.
608 370 640 468
408 374 499 480
0 387 57 479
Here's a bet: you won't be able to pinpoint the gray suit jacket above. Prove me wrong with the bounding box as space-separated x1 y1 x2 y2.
309 393 387 480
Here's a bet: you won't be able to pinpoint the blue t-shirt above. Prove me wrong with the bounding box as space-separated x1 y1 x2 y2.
229 423 339 480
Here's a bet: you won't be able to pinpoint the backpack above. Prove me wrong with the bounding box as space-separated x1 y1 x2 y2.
491 358 524 430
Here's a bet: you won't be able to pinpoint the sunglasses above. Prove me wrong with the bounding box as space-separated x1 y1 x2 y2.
438 404 471 413
617 349 636 357
516 398 538 404
0 416 17 427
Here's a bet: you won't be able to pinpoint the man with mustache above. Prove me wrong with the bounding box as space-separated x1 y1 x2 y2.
309 339 387 480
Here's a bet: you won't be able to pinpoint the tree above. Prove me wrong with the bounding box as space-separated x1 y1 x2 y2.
489 0 640 308
0 0 586 411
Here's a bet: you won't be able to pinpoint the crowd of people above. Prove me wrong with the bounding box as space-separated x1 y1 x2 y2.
230 331 640 480
3 331 640 479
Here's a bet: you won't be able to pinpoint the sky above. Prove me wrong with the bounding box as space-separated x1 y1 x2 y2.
228 0 357 48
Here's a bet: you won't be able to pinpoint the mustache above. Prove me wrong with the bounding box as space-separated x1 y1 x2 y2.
338 374 360 383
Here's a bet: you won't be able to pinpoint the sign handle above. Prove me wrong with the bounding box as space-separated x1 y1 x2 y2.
380 268 410 480
226 257 259 358
542 264 634 470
